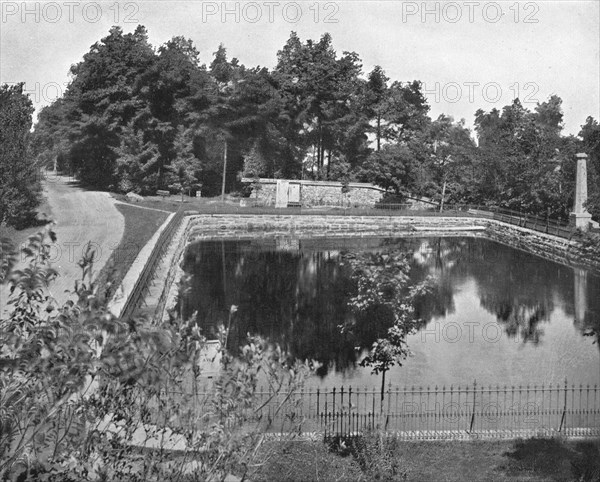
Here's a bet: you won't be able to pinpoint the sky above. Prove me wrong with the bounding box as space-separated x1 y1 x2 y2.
1 0 599 136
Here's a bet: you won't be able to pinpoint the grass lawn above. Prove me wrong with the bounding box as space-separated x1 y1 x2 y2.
111 193 476 218
253 437 600 482
95 202 169 299
111 193 183 213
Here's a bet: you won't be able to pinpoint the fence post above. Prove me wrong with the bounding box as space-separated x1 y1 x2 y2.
469 379 477 433
385 382 392 430
340 386 344 436
332 387 336 436
559 378 567 432
316 388 320 417
557 218 561 236
348 386 352 436
519 208 522 227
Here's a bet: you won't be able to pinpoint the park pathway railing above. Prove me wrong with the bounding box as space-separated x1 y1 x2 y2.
157 379 599 440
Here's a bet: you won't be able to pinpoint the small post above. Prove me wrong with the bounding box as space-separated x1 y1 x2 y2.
559 378 567 432
385 382 392 430
348 386 353 436
316 388 320 417
221 139 228 203
469 379 477 433
332 387 336 435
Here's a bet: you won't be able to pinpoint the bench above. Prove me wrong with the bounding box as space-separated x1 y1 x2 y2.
157 190 170 198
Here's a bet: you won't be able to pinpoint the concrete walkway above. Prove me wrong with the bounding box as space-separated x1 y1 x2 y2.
1 173 125 313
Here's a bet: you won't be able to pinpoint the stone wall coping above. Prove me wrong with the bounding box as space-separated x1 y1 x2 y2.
109 211 176 318
241 177 386 192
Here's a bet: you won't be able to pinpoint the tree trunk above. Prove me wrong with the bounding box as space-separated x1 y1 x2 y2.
440 177 447 212
316 139 321 178
326 150 332 179
320 143 326 180
376 115 381 152
221 139 228 202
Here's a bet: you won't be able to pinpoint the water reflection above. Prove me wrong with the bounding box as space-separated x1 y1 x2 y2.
179 237 600 386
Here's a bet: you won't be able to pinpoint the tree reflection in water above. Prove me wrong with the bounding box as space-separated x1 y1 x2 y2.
178 237 600 378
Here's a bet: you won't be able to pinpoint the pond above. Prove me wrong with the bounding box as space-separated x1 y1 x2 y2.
178 236 600 388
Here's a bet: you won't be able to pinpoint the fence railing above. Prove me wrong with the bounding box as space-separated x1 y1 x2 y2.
443 204 575 239
155 380 599 440
120 206 186 320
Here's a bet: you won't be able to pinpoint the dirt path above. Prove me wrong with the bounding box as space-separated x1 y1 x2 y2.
1 173 125 312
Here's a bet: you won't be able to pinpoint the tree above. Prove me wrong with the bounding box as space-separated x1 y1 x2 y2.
425 115 477 209
50 25 156 189
473 96 576 217
358 144 412 194
0 83 40 227
112 123 161 193
341 251 429 409
382 80 430 144
29 97 76 172
274 32 367 179
138 35 207 190
364 66 390 152
167 126 202 200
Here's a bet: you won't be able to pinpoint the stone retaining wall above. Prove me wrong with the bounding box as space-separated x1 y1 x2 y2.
185 214 487 242
485 221 600 272
245 179 385 207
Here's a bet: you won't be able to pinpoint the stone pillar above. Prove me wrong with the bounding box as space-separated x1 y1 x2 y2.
569 153 592 230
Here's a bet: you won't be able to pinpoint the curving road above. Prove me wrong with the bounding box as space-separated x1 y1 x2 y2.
1 172 125 312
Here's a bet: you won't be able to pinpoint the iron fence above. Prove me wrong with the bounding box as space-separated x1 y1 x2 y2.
154 380 599 440
444 204 575 239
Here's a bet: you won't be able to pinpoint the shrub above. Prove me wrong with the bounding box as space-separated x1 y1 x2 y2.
0 229 311 481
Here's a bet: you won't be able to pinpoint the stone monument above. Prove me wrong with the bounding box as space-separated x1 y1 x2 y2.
569 153 593 231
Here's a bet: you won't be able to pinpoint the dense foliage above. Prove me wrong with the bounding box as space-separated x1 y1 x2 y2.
27 27 600 219
340 250 431 401
0 84 41 227
0 230 310 480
